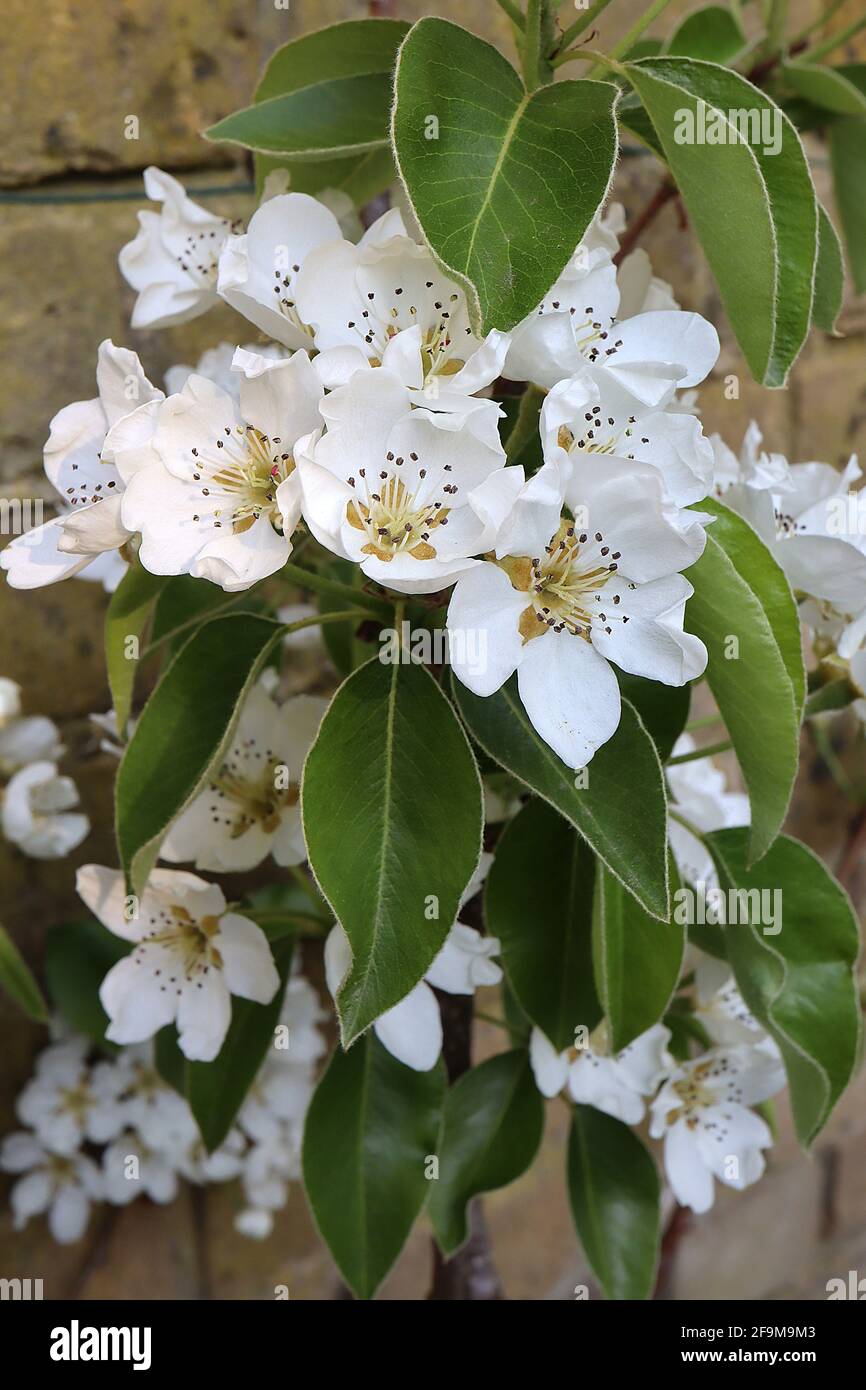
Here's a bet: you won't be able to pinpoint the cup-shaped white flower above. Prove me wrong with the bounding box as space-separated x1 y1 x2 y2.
161 685 327 871
2 761 89 859
119 167 241 329
76 865 280 1062
692 956 768 1048
325 918 502 1072
717 426 866 614
447 459 708 768
1 341 163 591
541 368 715 508
15 1039 124 1155
121 349 323 591
294 208 509 399
0 1131 103 1243
529 1021 672 1123
217 192 345 349
649 1044 785 1213
298 369 520 595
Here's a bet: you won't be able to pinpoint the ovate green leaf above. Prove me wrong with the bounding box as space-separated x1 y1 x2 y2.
429 1050 544 1256
302 658 483 1045
393 17 619 333
302 1035 445 1299
567 1106 661 1300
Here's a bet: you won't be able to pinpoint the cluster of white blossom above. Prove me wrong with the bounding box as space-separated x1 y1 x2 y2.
711 421 866 715
0 973 326 1244
2 168 720 771
0 678 88 860
531 740 784 1214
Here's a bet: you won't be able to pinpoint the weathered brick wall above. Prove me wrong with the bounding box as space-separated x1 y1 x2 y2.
1 0 864 1300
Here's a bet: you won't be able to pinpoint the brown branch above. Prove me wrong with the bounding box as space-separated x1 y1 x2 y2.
746 37 808 87
652 1202 691 1299
613 179 677 266
836 804 866 894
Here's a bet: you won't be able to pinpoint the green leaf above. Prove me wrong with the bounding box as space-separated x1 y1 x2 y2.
830 115 866 293
302 657 483 1046
44 919 129 1048
206 74 393 159
251 18 407 200
485 800 600 1051
429 1050 544 1256
105 564 166 736
625 57 818 387
147 574 239 653
664 5 747 63
782 62 866 117
186 938 294 1153
257 18 409 100
302 1034 445 1299
116 612 283 896
0 923 48 1023
707 828 862 1146
392 17 619 333
592 856 685 1051
618 97 667 159
813 203 845 334
451 675 669 921
804 676 857 716
685 498 804 862
616 670 690 762
567 1106 661 1300
154 1027 185 1095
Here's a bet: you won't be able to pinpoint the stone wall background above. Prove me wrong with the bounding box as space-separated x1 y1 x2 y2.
1 0 865 1300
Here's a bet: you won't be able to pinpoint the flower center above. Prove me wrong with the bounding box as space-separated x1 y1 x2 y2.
557 407 647 461
189 424 294 534
136 905 223 985
500 519 630 642
344 459 454 562
57 1080 93 1122
174 219 240 288
211 759 298 838
536 293 621 363
345 279 474 380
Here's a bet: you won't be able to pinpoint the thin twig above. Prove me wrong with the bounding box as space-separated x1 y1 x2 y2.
613 179 677 266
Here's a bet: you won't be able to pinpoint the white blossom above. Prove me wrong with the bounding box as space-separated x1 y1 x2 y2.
161 684 327 871
293 206 510 399
120 167 241 328
529 1020 672 1123
0 1131 103 1243
298 368 518 595
15 1039 124 1154
1 341 163 591
447 458 707 768
649 1043 785 1213
121 348 323 591
2 760 89 859
76 865 280 1062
